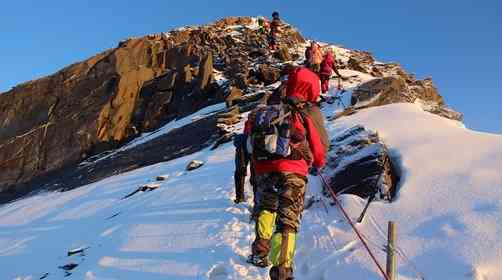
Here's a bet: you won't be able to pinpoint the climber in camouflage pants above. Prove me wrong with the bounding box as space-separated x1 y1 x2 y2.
252 172 307 276
245 107 325 280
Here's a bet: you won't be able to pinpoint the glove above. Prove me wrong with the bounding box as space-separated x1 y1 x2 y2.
309 166 320 176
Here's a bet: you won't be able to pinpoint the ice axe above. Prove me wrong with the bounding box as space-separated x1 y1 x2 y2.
356 194 375 223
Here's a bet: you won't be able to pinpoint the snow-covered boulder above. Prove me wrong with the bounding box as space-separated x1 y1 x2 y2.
325 125 399 200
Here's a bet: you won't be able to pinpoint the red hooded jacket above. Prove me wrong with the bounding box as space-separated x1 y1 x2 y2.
320 51 336 76
286 67 321 104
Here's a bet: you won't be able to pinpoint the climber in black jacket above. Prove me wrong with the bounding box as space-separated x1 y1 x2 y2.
233 134 257 205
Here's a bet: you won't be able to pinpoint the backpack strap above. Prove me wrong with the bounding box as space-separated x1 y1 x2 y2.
270 109 291 126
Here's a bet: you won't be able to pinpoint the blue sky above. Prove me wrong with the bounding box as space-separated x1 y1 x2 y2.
1 0 501 134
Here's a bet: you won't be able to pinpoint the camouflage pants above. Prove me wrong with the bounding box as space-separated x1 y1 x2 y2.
255 172 307 233
251 172 307 274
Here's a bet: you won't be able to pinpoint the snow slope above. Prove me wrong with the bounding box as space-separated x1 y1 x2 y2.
2 99 502 280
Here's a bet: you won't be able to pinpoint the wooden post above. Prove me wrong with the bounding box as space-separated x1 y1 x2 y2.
386 221 397 280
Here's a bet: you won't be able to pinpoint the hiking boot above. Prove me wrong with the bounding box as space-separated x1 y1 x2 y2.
269 266 294 280
246 254 271 268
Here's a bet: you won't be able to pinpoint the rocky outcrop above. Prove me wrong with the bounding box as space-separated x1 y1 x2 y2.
256 64 281 85
0 111 221 204
351 76 413 106
0 14 461 202
0 36 179 192
334 46 461 121
350 76 462 121
339 48 462 121
325 125 399 201
0 16 305 196
345 50 375 74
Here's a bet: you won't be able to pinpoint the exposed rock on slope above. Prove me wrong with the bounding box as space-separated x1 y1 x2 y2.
325 125 399 201
0 17 304 194
347 63 462 121
0 15 460 202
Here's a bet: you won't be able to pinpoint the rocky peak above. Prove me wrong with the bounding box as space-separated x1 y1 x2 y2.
0 16 461 201
0 16 304 197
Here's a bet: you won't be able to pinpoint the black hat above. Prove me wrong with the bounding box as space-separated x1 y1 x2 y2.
272 11 280 18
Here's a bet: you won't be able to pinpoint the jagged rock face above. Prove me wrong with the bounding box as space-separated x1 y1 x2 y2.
0 37 180 191
0 16 306 193
351 76 414 106
350 76 462 121
345 50 375 74
339 48 462 121
408 78 444 104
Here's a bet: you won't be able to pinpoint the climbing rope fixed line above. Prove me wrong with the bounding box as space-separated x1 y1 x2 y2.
319 173 390 280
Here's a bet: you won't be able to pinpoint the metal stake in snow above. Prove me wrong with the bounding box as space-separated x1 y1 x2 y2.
319 173 390 280
387 221 397 280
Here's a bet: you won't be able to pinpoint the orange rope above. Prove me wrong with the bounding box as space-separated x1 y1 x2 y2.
319 173 390 280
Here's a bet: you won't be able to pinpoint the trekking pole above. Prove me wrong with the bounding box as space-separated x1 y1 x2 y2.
319 173 390 280
357 195 375 223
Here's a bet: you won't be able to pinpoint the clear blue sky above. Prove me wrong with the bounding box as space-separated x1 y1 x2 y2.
1 1 501 134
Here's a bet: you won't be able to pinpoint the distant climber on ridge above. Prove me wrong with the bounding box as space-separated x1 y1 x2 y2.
269 11 282 50
320 47 344 94
257 16 270 36
306 41 323 73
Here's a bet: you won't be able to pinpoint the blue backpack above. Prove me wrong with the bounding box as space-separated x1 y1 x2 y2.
247 104 292 161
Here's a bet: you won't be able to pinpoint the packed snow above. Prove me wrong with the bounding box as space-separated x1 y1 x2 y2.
2 97 502 279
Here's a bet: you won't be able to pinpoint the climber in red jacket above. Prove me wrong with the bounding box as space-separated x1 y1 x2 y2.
246 67 327 280
320 48 344 94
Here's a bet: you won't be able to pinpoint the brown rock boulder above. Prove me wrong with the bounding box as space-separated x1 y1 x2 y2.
257 64 281 85
274 46 292 62
347 51 375 73
351 76 462 121
408 78 444 105
225 87 244 107
197 54 213 91
351 76 413 107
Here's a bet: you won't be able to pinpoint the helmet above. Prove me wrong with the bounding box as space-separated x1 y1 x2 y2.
272 11 280 19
